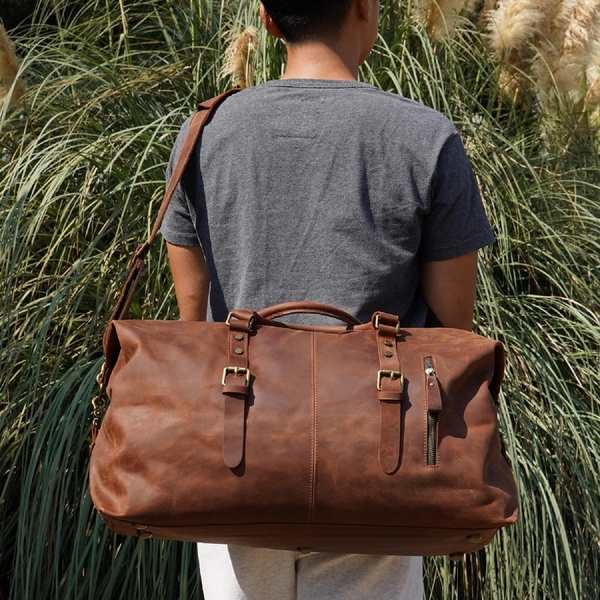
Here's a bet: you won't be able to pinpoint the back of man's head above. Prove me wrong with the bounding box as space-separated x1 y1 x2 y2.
261 0 355 44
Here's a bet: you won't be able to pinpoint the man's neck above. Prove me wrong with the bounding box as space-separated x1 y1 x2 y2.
280 41 360 81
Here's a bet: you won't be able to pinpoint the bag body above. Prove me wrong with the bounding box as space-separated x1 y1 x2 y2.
89 304 518 556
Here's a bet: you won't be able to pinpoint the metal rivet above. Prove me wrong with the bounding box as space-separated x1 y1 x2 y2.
384 340 393 347
234 333 244 341
429 381 435 387
466 534 483 544
297 547 312 555
384 351 393 358
234 348 244 355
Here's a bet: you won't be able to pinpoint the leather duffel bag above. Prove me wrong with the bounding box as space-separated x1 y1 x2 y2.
88 92 519 557
90 300 518 556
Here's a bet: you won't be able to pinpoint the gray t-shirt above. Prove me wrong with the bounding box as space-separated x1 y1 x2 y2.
160 79 494 326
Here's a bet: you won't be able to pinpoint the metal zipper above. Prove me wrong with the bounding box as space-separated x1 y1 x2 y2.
424 357 441 466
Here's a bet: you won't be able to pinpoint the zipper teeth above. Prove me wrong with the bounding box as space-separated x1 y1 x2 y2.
425 357 437 466
427 413 438 466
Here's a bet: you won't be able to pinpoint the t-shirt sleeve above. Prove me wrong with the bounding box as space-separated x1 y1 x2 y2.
419 132 495 261
159 119 201 247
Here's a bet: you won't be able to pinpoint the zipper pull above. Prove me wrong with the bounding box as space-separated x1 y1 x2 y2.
425 358 442 412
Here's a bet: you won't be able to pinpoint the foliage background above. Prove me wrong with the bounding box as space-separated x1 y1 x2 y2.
1 0 599 598
0 0 37 31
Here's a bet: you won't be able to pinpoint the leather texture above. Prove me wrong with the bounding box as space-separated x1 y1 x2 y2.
89 304 519 556
89 91 518 556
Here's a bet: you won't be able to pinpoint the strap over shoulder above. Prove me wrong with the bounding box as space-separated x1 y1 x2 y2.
146 88 241 254
107 89 241 322
102 89 241 378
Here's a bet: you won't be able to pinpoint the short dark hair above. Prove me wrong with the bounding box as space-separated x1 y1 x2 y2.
262 0 355 44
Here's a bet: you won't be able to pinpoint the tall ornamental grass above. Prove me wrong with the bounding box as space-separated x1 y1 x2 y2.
1 1 598 598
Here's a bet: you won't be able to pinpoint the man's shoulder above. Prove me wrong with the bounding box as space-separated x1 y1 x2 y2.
216 80 456 137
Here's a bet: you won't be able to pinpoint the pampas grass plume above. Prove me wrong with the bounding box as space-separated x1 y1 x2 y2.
484 0 600 112
552 0 600 106
417 0 474 39
220 27 259 89
0 22 25 108
486 0 547 59
532 0 600 109
484 0 548 103
561 0 600 54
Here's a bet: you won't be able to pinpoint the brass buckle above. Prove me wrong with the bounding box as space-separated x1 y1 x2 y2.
377 370 404 391
374 314 400 333
222 366 251 387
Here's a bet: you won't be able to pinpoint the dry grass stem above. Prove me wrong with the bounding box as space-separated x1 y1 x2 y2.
220 26 259 89
583 74 600 108
0 23 25 108
580 75 600 127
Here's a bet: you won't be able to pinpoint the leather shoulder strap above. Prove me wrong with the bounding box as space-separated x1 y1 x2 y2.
105 88 241 327
147 88 241 251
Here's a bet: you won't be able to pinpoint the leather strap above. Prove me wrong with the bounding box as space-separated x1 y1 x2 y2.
373 312 404 474
146 89 241 248
105 90 241 325
426 369 442 412
222 309 253 469
102 89 241 384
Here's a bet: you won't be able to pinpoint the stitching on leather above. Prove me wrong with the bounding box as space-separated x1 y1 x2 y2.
432 356 440 469
313 334 319 522
309 332 317 524
422 355 428 466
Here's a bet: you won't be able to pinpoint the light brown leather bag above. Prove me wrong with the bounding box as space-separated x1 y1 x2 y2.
89 91 519 557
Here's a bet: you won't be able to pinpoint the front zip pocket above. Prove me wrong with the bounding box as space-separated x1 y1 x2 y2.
424 357 442 466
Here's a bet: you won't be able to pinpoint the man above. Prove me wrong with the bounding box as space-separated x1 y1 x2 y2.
160 1 494 597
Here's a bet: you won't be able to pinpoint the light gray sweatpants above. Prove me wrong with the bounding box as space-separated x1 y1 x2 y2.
197 543 423 600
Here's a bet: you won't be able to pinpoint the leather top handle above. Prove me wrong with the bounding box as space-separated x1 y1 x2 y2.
257 302 362 326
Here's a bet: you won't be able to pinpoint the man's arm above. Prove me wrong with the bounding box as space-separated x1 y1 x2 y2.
420 251 479 331
166 242 210 321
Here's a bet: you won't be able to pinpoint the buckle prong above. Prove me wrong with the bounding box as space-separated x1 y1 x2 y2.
377 369 404 391
222 366 251 387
